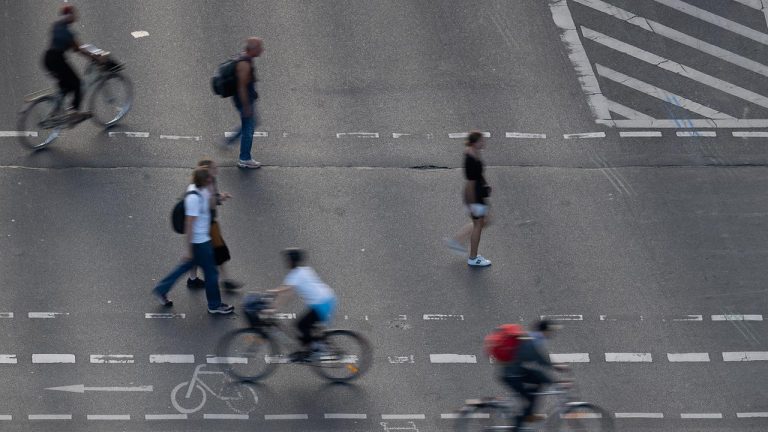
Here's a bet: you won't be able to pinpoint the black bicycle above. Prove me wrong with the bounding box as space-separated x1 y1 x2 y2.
217 293 372 383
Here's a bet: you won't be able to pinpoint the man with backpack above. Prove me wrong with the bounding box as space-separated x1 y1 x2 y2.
152 167 234 314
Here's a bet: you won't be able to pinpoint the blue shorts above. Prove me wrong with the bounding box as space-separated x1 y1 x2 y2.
311 298 336 323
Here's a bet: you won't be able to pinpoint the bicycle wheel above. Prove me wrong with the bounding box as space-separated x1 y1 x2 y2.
16 97 61 150
454 402 515 432
89 72 132 127
170 382 207 414
224 383 259 414
311 329 372 382
556 403 613 432
216 328 278 382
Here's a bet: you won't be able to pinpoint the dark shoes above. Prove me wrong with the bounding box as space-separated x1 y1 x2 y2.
222 279 243 290
186 278 205 289
153 292 173 307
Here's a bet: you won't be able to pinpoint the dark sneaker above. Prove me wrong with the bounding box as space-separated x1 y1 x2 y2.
153 292 173 307
208 303 235 314
186 277 205 289
222 279 242 290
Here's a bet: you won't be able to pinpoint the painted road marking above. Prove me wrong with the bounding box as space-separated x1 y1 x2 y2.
204 414 249 420
265 414 309 420
32 354 75 364
666 315 703 321
430 354 477 364
47 384 152 393
0 415 11 420
550 353 590 363
145 313 185 319
224 131 268 138
381 414 426 420
87 414 130 420
541 314 583 321
0 131 36 137
506 132 547 139
442 413 490 419
28 312 67 318
737 412 768 418
563 132 605 139
274 313 297 320
448 132 491 139
29 414 72 420
676 131 717 137
667 353 710 362
388 355 415 364
653 0 768 46
600 315 642 321
130 31 149 39
723 351 768 361
423 314 464 321
90 355 134 364
681 413 723 419
145 414 187 420
336 132 379 138
619 131 662 138
0 313 12 318
599 119 768 128
606 99 654 120
206 356 247 364
712 314 763 321
605 353 652 362
615 412 664 418
0 355 17 364
149 354 194 364
324 414 367 419
159 135 201 141
108 131 149 138
734 131 768 137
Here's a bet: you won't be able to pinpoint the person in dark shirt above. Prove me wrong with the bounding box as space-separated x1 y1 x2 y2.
445 131 492 267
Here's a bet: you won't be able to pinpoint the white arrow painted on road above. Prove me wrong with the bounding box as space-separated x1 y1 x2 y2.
46 384 153 393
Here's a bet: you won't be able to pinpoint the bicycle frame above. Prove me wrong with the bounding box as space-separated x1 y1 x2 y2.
183 364 243 401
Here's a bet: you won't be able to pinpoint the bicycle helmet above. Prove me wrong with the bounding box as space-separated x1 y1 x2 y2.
283 248 305 268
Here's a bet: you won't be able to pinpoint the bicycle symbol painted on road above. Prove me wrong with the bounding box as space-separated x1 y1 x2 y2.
171 364 258 414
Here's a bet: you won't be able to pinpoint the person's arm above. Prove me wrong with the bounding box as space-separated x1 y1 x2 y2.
236 61 252 117
183 215 195 260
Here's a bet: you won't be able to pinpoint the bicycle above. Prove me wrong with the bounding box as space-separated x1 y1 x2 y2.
216 293 372 383
171 364 258 414
17 44 133 150
454 370 613 431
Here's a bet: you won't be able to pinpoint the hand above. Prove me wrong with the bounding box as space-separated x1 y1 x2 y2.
220 192 232 201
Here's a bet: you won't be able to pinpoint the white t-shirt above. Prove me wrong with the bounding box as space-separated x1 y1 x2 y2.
184 184 211 244
282 267 335 306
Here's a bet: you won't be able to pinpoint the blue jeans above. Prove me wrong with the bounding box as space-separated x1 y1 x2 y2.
232 98 257 161
153 241 221 309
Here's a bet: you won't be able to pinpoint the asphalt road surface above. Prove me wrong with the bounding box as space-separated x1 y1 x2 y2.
1 1 768 431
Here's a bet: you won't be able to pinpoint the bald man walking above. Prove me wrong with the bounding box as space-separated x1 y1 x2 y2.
226 37 263 169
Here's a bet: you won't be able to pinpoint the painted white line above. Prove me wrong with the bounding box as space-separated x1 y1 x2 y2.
28 312 67 319
667 353 710 362
619 131 662 137
0 355 17 364
448 132 491 139
561 412 603 419
596 64 735 120
149 354 194 364
605 353 652 362
265 414 309 420
653 0 768 46
90 355 134 364
265 355 291 364
130 31 149 39
541 314 583 321
430 354 477 364
159 135 201 141
274 313 296 320
598 119 768 128
324 414 367 419
0 313 14 318
548 0 609 119
32 354 75 364
108 131 149 138
676 131 717 137
381 414 426 420
737 412 768 418
206 356 247 364
606 100 655 120
550 353 590 363
204 414 249 420
0 131 37 137
563 132 605 139
144 313 185 319
387 355 415 364
145 414 188 420
668 315 703 321
506 132 547 139
681 413 722 419
582 27 768 110
615 412 664 418
336 132 379 138
87 414 130 420
723 351 768 361
224 131 268 138
732 0 762 9
442 413 489 419
423 314 464 321
392 133 411 138
0 415 11 420
712 314 763 321
29 414 72 420
733 131 768 137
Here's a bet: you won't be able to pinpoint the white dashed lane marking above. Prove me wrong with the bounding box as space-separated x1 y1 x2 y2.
145 313 185 319
677 131 717 137
159 135 201 141
0 131 36 137
108 131 149 138
90 355 134 364
224 131 268 138
619 131 662 137
506 132 547 139
264 414 309 420
605 353 652 362
722 351 768 361
0 415 11 420
28 312 67 319
130 31 149 39
0 355 17 364
87 415 131 420
681 413 723 419
324 414 367 419
563 132 606 139
550 353 590 363
667 353 710 362
381 414 426 420
29 414 72 420
542 314 583 321
206 356 247 364
0 313 13 318
442 413 489 419
429 354 477 364
335 132 379 138
615 412 664 418
148 354 194 364
449 132 491 139
32 354 75 364
711 314 762 321
145 414 187 420
203 414 249 420
737 412 768 418
423 314 464 321
733 131 768 137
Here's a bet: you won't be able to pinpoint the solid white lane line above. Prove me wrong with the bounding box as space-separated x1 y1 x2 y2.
149 354 194 363
206 356 247 364
615 412 664 418
0 131 37 137
582 27 768 110
28 312 66 318
605 353 652 362
737 412 768 418
265 414 309 420
578 0 768 77
224 131 268 138
676 131 717 137
0 313 14 318
382 414 426 420
90 355 134 364
597 64 735 120
32 354 75 364
423 314 464 321
324 414 367 419
506 132 547 139
87 415 130 420
563 132 605 139
550 353 590 363
541 314 583 321
681 413 722 419
336 132 379 138
29 414 72 420
204 414 249 419
448 132 491 139
548 0 610 119
144 313 185 319
653 0 768 45
107 131 149 138
430 354 477 364
712 314 763 321
159 135 201 141
723 351 768 361
145 414 188 420
442 413 490 419
0 355 17 364
734 131 768 137
619 131 662 137
667 353 710 362
606 100 655 120
598 119 768 128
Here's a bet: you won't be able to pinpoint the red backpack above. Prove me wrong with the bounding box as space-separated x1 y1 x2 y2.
484 324 526 362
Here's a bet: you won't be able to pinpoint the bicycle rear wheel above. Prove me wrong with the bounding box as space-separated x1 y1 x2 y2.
216 328 278 382
89 73 132 127
17 97 61 150
454 402 515 432
311 329 372 382
556 403 613 432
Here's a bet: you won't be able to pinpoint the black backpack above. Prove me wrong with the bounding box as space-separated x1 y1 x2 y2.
211 58 239 98
171 190 201 234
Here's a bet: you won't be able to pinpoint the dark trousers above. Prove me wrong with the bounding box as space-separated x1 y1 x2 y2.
153 241 222 309
503 369 548 428
44 50 82 110
297 308 320 346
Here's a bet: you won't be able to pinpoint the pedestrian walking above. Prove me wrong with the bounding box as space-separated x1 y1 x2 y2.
187 158 242 290
153 167 234 314
445 131 492 267
223 37 263 169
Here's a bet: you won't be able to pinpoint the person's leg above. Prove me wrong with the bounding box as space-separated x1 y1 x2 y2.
58 61 82 110
239 109 254 161
153 259 194 297
454 222 473 245
194 242 221 309
506 378 533 429
297 308 320 347
469 217 485 258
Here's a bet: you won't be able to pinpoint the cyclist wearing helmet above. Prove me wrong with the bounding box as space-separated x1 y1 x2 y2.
269 249 337 360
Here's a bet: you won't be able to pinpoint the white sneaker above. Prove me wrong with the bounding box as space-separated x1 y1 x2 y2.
468 256 491 267
237 159 261 169
444 237 468 255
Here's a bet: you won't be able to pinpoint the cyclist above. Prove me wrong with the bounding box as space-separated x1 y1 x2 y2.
269 248 337 361
502 320 567 429
43 4 102 120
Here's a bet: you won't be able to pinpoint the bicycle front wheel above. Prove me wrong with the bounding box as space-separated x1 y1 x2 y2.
89 73 132 127
312 329 372 382
454 402 515 432
216 328 278 382
17 97 61 150
556 403 613 432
